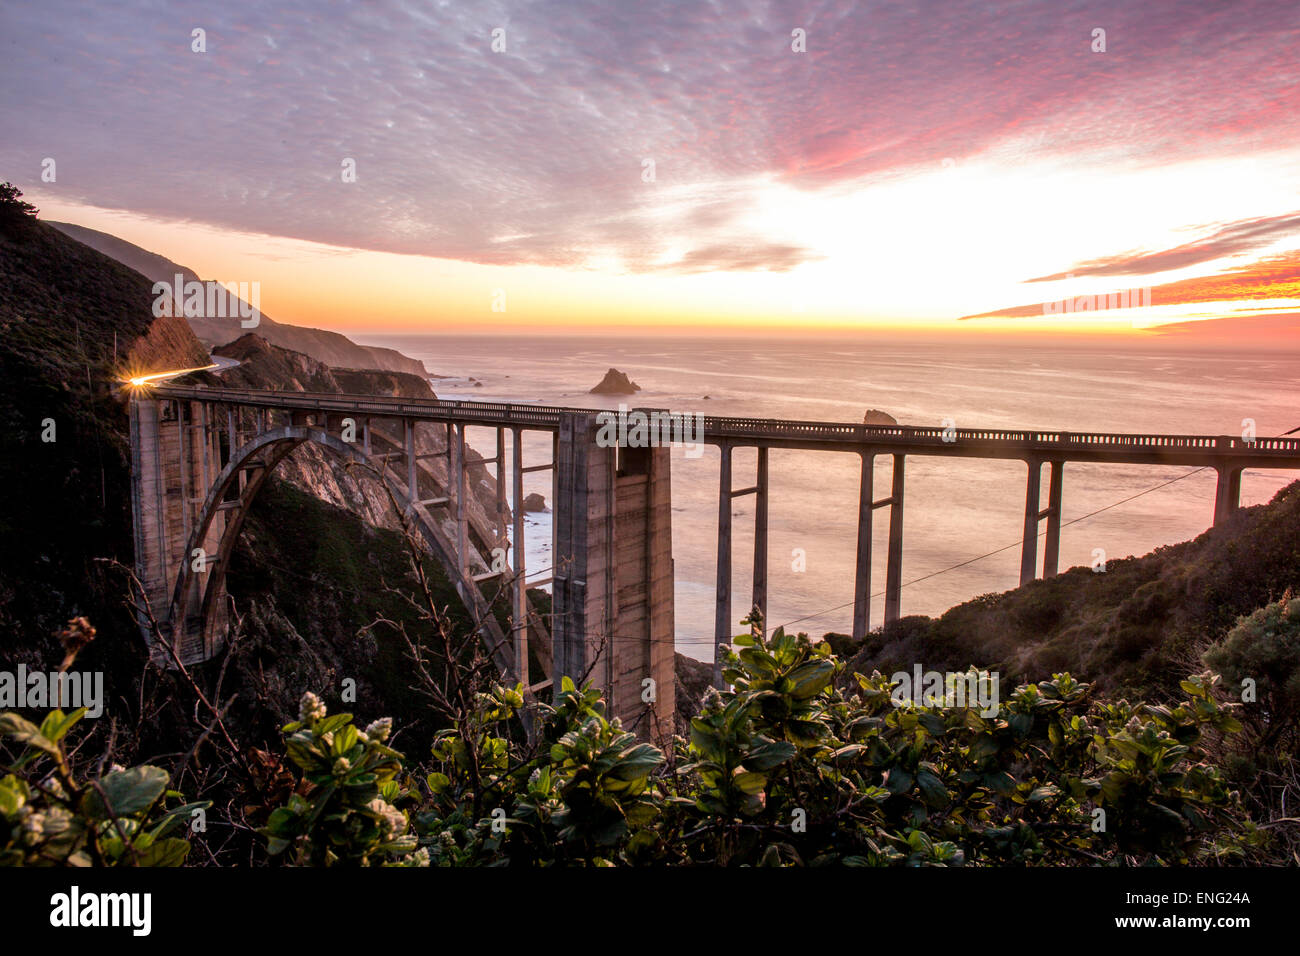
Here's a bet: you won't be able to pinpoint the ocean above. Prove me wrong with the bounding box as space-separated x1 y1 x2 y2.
351 332 1300 661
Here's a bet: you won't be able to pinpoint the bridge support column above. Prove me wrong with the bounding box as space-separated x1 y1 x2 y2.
884 454 905 627
1043 461 1064 578
404 419 417 506
852 453 875 641
511 427 528 685
130 397 227 664
452 424 467 573
713 443 732 688
1020 459 1042 585
1213 465 1242 526
551 415 675 739
495 429 508 549
752 447 769 637
178 403 191 548
553 415 590 687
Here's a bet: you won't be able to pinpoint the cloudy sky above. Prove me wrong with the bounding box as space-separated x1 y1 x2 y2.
3 0 1299 335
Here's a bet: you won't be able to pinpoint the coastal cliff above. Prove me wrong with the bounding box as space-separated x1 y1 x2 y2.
48 221 432 378
207 333 504 557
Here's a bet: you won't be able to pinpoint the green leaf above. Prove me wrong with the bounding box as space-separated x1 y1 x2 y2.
786 719 827 747
606 744 665 781
40 708 86 744
689 718 722 754
733 771 768 795
0 777 23 816
314 714 353 737
744 739 797 771
916 770 949 808
787 660 835 700
967 735 1000 761
333 724 358 756
917 713 947 737
82 765 169 819
828 744 866 763
885 769 914 794
0 713 59 755
135 837 192 867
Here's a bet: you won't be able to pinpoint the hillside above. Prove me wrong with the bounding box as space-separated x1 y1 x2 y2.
0 213 211 669
841 481 1300 700
48 221 432 378
0 204 537 772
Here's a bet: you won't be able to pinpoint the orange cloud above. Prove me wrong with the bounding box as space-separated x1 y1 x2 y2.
963 249 1300 320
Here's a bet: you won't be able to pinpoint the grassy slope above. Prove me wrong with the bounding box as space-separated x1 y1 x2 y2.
0 216 204 668
846 481 1300 700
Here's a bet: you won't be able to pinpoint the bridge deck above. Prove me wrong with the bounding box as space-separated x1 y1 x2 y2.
152 385 1300 468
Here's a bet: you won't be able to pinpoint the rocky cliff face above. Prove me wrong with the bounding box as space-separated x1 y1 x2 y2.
49 221 431 378
126 313 211 373
207 334 507 572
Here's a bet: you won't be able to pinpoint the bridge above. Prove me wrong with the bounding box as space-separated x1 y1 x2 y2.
129 384 1300 730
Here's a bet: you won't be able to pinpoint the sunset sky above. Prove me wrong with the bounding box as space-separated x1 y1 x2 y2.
3 0 1299 337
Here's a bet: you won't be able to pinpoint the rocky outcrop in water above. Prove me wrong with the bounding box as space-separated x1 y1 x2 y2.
863 408 898 426
590 368 641 395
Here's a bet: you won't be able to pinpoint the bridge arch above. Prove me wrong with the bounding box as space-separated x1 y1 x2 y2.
166 424 516 680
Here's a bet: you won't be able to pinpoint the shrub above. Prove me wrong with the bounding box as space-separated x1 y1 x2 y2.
0 709 207 866
1204 593 1300 749
260 692 426 866
264 629 1257 866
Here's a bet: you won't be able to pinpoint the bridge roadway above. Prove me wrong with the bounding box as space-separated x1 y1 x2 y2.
150 383 1300 690
151 384 1300 467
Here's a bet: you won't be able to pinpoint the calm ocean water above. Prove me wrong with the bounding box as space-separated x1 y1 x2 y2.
352 333 1300 660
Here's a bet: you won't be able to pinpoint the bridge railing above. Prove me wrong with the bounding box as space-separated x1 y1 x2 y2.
153 385 581 427
702 415 1300 455
149 386 1300 457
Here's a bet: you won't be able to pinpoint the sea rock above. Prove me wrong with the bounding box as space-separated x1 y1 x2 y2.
523 493 548 512
863 408 898 426
590 367 641 395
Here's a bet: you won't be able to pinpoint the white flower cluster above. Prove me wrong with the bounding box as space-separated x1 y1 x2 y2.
364 717 392 742
19 808 45 846
366 798 406 841
299 691 327 723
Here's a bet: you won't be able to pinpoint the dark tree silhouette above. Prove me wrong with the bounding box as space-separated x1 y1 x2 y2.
0 181 39 233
